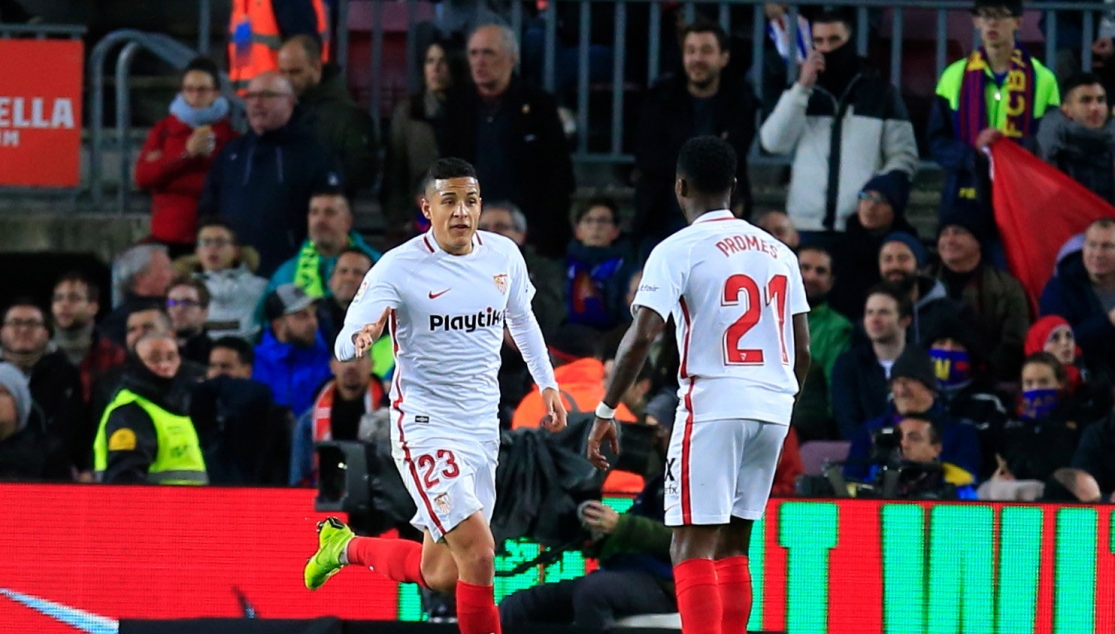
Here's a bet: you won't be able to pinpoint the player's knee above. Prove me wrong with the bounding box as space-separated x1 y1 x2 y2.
421 562 458 594
457 542 496 574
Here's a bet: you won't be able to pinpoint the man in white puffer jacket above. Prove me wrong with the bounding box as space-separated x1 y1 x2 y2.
760 8 918 234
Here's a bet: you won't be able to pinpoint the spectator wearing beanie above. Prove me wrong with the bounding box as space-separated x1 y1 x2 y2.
844 345 982 483
830 171 918 322
879 231 975 349
1024 316 1113 423
0 362 69 481
925 201 1030 383
925 317 1009 480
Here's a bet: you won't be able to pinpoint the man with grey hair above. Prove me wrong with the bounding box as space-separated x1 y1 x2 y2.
479 201 565 335
441 24 575 259
198 71 343 277
100 243 175 348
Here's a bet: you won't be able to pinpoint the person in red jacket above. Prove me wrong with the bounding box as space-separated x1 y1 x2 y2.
135 57 238 257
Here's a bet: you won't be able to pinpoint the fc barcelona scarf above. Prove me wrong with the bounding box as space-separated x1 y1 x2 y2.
957 47 1036 146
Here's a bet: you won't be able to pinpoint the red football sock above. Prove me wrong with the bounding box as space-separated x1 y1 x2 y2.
455 580 501 634
345 537 428 588
674 559 722 634
716 557 753 634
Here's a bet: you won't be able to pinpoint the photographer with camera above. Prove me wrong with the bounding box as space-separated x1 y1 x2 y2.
499 394 678 629
893 417 976 499
843 346 982 487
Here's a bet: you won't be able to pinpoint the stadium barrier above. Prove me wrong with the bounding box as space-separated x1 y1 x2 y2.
0 484 1110 633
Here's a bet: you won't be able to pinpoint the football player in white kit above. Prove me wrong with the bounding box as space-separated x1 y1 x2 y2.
588 137 811 634
304 158 567 634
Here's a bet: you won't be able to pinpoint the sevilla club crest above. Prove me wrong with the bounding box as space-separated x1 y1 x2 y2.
493 273 509 294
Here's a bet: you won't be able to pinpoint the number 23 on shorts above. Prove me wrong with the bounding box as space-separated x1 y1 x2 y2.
721 273 789 365
416 449 460 489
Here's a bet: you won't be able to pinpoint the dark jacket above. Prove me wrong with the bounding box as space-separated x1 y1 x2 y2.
1036 109 1115 204
634 74 757 241
1000 400 1095 482
189 376 290 485
0 407 71 482
197 121 342 277
1072 411 1115 495
939 381 1010 481
252 330 332 418
927 95 994 220
830 214 919 322
295 63 379 193
26 350 85 472
845 401 982 482
99 361 197 483
926 261 1031 382
439 78 575 259
909 276 975 349
830 341 891 440
1039 250 1115 369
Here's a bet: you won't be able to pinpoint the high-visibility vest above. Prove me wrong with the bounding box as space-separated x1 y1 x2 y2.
228 0 330 94
93 389 209 485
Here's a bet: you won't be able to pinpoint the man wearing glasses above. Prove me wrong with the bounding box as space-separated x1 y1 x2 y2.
198 71 342 278
0 299 84 475
928 0 1060 221
166 279 213 366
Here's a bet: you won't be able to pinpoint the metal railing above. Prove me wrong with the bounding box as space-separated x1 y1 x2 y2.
351 0 1109 167
87 29 244 212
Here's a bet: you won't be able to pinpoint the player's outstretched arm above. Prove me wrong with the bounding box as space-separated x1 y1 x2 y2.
335 259 401 360
792 312 812 400
588 306 666 470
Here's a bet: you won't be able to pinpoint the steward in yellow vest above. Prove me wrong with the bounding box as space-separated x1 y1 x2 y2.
93 334 207 485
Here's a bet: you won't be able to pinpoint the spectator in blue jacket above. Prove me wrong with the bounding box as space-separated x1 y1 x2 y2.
253 284 332 418
197 71 342 277
1040 219 1115 373
845 345 982 483
267 188 381 298
565 196 638 332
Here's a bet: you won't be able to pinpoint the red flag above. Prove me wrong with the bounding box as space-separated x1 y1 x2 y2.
989 139 1115 313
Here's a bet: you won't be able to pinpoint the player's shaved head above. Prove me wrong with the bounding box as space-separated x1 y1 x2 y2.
676 135 737 195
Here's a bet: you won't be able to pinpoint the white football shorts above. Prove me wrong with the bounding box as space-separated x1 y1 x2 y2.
664 416 788 527
392 432 498 542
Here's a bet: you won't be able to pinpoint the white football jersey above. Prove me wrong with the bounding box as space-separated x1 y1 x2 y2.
337 230 555 443
634 209 809 425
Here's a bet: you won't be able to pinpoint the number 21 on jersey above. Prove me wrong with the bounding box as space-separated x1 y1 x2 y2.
721 273 789 366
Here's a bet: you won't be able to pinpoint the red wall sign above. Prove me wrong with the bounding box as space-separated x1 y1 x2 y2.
0 40 84 187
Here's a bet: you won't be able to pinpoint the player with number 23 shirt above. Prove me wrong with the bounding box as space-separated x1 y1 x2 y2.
305 157 567 634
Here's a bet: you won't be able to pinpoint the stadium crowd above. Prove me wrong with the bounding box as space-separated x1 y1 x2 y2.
3 0 1115 625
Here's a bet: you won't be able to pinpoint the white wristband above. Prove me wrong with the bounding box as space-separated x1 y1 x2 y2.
595 402 617 419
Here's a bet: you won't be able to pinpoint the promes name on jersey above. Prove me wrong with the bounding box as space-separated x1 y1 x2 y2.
715 234 780 259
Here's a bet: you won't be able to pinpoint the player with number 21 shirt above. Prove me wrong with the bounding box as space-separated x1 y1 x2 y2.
588 136 811 634
304 157 567 634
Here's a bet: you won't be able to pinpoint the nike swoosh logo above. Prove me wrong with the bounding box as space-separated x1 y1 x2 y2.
428 289 451 299
0 588 118 634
